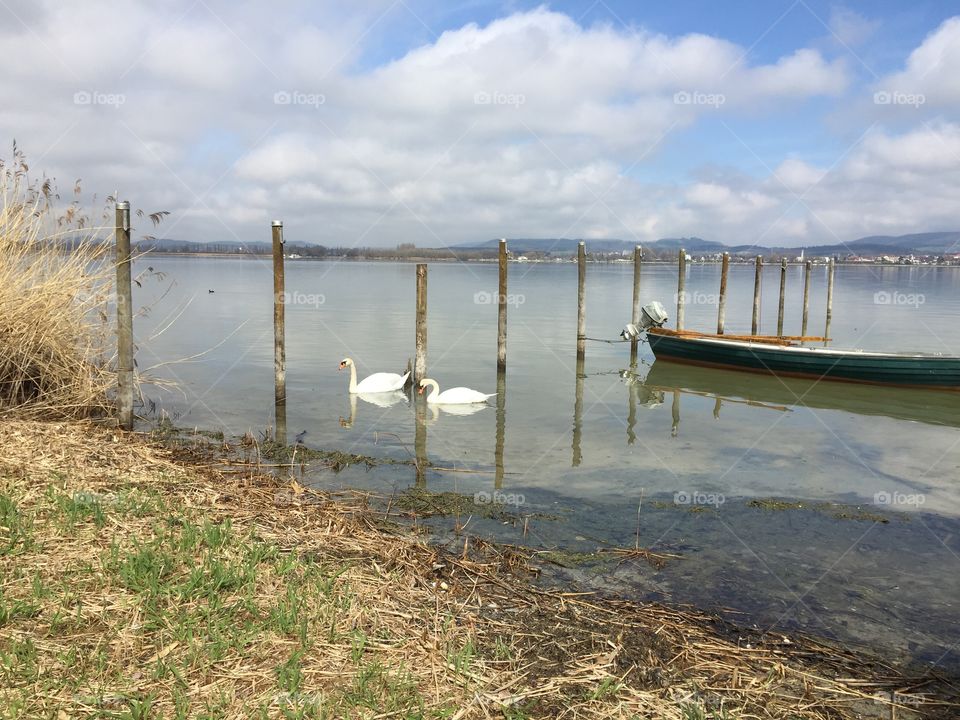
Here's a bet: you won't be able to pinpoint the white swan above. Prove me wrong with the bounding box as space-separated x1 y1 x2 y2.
418 378 495 404
339 358 409 393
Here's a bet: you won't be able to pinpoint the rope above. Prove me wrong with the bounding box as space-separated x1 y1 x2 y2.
582 336 648 345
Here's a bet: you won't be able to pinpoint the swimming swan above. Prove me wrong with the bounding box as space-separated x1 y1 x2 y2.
418 378 495 404
339 358 409 393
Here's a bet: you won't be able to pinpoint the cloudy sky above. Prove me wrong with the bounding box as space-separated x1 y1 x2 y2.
2 0 959 247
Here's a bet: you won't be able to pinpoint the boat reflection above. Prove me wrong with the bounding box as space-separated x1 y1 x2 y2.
638 360 960 430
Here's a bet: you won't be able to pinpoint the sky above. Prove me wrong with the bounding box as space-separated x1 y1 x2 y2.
1 0 959 248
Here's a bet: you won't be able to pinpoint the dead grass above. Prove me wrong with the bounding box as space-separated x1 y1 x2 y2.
0 418 956 719
0 149 113 419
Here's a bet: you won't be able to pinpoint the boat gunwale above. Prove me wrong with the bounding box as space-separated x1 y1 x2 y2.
646 327 959 360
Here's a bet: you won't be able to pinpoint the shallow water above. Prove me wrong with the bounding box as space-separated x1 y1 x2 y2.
133 255 960 670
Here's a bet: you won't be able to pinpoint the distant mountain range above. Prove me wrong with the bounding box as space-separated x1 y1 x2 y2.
135 232 960 257
456 232 960 256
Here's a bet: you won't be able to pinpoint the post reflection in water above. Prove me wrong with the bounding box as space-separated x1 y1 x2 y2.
627 377 636 445
495 368 506 489
671 389 680 437
572 351 584 467
414 395 427 488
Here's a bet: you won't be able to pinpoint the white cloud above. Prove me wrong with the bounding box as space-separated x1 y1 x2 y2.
0 2 955 248
877 16 960 108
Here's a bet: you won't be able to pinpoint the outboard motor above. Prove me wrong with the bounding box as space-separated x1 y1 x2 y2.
620 301 668 340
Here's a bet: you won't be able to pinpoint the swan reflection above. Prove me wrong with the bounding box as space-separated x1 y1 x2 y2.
340 390 408 427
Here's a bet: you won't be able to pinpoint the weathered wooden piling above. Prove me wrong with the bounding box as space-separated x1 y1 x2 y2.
751 256 763 335
777 258 787 337
115 201 134 431
630 245 642 367
676 249 687 330
825 257 835 343
576 242 586 354
497 239 507 369
272 220 286 443
415 264 428 384
717 252 729 335
802 260 812 337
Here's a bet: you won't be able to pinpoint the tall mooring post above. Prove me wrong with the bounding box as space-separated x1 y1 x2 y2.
717 252 729 335
115 201 134 431
272 220 286 444
825 257 835 343
497 239 508 369
630 245 642 366
676 248 687 330
777 258 787 337
801 260 812 337
751 256 763 335
576 242 586 355
415 264 428 385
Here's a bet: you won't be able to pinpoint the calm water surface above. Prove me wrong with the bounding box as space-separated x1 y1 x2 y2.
134 256 960 670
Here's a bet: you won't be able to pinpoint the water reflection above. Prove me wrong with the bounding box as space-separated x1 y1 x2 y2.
339 391 408 428
495 369 506 489
623 369 664 445
637 360 960 430
572 351 585 467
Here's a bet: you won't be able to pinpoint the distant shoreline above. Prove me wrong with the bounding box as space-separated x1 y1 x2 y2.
138 251 959 267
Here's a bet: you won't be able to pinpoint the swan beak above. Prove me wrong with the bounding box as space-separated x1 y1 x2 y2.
417 386 424 395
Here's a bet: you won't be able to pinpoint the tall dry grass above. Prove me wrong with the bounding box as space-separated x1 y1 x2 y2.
0 150 115 418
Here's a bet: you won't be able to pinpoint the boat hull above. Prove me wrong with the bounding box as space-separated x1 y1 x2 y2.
646 330 960 389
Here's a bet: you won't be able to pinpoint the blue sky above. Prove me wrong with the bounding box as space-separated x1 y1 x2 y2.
2 1 959 246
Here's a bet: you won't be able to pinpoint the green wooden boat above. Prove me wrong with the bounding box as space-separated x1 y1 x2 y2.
646 328 960 390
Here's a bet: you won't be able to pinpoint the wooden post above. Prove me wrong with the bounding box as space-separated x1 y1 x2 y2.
801 260 812 337
415 264 428 384
630 245 642 366
272 220 286 444
576 242 586 354
777 258 787 337
825 257 835 343
676 249 686 330
751 256 763 335
115 201 134 431
497 239 507 369
717 252 729 335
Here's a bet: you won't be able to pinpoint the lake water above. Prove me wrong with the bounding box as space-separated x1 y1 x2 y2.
133 255 960 671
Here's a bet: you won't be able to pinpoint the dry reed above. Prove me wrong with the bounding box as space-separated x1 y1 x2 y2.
0 148 113 419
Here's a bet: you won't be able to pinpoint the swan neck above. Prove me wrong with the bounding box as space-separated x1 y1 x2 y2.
424 380 439 402
348 362 358 393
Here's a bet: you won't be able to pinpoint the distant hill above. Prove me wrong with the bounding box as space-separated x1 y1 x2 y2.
457 232 960 257
455 237 722 254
